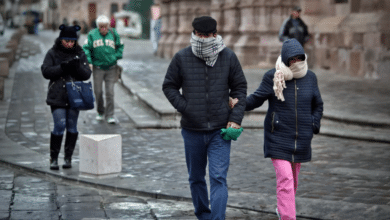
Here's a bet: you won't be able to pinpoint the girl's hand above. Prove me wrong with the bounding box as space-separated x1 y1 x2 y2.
227 121 241 129
229 97 239 109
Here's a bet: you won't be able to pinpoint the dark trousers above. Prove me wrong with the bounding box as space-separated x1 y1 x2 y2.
181 128 232 220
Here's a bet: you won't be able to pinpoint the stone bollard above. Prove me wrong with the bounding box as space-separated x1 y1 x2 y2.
0 49 13 67
0 58 9 78
79 134 122 175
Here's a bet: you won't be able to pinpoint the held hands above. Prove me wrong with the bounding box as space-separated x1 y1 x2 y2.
229 97 239 109
227 97 241 129
227 121 241 129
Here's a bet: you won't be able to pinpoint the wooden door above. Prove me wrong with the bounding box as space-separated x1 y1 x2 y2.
88 3 97 28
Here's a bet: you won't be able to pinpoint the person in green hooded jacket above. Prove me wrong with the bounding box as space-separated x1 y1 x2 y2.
83 15 124 124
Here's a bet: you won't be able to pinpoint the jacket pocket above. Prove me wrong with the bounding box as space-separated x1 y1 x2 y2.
312 116 320 134
271 112 280 132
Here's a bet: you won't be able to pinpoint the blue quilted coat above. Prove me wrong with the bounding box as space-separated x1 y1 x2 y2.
246 39 324 163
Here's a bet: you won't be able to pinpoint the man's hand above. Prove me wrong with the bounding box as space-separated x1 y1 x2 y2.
229 97 239 109
227 122 241 129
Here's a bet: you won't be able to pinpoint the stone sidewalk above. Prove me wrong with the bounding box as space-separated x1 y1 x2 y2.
110 33 390 143
0 30 389 220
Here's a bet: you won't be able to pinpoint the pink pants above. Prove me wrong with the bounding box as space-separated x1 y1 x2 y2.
272 159 302 220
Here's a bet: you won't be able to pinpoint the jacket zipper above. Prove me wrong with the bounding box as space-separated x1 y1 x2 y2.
271 112 275 133
49 82 55 90
205 66 210 129
293 80 298 162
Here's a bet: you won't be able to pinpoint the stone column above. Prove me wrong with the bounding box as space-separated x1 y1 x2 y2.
172 0 211 56
163 1 180 59
157 0 170 57
211 0 224 36
257 0 294 67
222 0 240 49
234 0 261 67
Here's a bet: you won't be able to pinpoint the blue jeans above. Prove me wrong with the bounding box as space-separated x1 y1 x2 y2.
181 128 232 220
51 107 79 135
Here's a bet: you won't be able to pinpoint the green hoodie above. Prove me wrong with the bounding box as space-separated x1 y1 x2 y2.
83 28 124 70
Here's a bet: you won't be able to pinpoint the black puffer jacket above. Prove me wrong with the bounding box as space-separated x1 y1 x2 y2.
162 46 247 131
41 38 92 107
279 16 309 46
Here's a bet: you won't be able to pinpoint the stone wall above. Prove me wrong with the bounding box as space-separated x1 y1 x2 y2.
158 0 390 79
43 0 127 30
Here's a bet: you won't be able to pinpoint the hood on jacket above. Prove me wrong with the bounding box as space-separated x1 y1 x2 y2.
281 38 305 66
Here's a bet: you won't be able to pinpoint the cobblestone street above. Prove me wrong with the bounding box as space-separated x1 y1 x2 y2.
0 29 389 219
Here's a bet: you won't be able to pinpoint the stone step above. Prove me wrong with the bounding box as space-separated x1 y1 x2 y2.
115 80 178 129
117 73 390 143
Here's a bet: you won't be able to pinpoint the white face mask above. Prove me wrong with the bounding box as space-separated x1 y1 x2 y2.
289 55 308 79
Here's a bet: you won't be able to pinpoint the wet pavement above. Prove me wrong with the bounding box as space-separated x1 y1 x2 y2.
0 162 283 220
0 30 389 219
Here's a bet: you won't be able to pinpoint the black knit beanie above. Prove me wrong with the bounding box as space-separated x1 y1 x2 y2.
192 16 217 34
59 24 81 40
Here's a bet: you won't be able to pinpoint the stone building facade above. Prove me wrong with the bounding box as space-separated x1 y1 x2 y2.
156 0 390 79
41 0 128 31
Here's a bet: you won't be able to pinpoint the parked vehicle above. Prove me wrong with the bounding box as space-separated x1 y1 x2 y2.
114 11 142 39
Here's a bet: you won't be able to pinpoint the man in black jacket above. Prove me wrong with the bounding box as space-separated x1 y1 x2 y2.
162 16 247 220
279 6 310 47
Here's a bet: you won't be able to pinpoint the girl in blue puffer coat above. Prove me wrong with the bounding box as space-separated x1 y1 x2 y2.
231 39 323 220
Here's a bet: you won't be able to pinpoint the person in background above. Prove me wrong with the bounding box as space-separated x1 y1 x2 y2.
83 15 124 124
150 3 162 55
110 15 116 28
162 16 247 220
62 18 69 26
279 6 310 47
41 24 92 170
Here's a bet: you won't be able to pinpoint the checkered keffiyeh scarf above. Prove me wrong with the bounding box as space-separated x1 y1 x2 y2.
190 32 226 67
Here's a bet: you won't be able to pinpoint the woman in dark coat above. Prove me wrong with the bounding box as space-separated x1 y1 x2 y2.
231 39 323 220
41 24 92 170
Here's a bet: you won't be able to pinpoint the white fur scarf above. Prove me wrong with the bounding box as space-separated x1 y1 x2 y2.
273 54 308 101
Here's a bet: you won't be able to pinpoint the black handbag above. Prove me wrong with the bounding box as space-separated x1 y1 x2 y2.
65 80 95 110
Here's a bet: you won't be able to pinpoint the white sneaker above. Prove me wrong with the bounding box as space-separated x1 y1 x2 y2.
107 117 116 124
96 114 104 121
276 208 281 220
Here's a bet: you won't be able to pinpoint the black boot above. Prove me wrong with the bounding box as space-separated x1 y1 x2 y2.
50 133 63 170
63 131 78 169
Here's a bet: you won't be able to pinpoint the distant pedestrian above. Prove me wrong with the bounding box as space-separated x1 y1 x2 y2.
62 18 69 26
279 6 310 47
150 3 162 55
81 20 89 34
41 24 92 170
83 15 124 124
162 16 247 220
110 15 116 28
231 39 323 220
